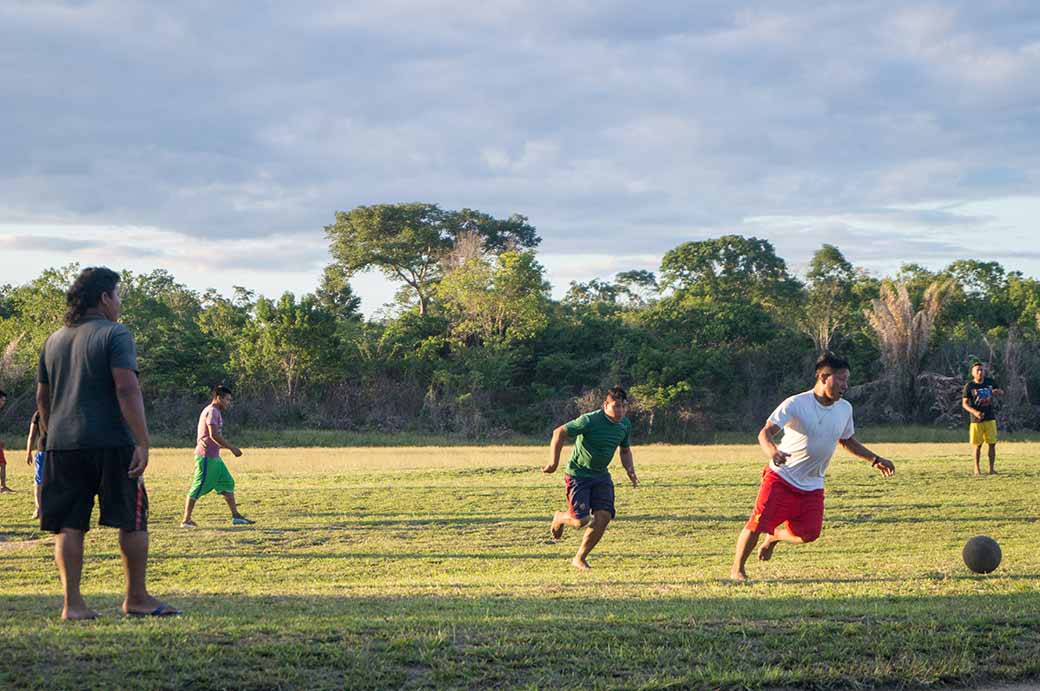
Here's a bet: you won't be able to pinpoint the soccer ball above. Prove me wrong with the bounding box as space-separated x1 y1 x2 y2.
962 535 1001 574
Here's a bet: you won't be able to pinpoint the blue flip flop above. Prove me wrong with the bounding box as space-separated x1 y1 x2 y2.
126 605 181 618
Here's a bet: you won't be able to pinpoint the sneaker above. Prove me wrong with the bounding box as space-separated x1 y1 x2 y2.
231 517 255 525
179 521 197 528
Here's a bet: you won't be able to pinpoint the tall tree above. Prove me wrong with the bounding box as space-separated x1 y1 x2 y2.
659 235 801 312
120 269 225 396
315 264 362 323
237 292 341 402
325 203 540 316
437 250 551 347
801 244 857 352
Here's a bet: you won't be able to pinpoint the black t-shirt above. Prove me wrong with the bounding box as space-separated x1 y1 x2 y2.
29 410 46 452
37 315 138 450
962 377 997 422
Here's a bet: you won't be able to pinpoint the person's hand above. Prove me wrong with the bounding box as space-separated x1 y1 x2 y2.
628 470 639 488
26 452 33 465
231 446 243 457
127 445 149 478
973 410 985 422
771 449 790 465
541 462 558 474
873 456 895 478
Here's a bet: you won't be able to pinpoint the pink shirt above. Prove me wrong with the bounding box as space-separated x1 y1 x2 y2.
194 404 223 458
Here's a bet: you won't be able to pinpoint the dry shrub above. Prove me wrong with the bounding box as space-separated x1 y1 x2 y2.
863 279 955 421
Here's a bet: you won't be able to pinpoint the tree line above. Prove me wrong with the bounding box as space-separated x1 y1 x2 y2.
3 202 1040 442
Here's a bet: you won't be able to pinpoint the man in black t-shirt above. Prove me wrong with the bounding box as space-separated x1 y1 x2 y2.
961 362 1004 475
37 267 178 620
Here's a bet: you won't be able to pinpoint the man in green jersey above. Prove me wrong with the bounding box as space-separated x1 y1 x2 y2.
542 386 638 570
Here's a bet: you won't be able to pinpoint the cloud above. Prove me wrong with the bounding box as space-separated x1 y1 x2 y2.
0 234 98 252
2 1 1040 311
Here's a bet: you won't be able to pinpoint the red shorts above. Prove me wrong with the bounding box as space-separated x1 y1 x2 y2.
745 466 824 542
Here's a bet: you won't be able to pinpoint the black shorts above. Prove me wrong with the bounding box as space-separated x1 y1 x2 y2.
40 447 149 533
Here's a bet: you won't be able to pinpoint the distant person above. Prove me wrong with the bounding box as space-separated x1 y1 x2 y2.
180 385 254 527
730 353 895 582
37 266 179 619
962 361 1003 475
542 386 638 570
26 410 45 518
0 389 10 493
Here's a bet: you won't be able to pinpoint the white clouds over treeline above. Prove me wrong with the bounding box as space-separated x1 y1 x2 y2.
2 1 1038 310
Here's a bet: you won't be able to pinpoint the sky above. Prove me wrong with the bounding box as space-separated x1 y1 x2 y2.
2 1 1039 315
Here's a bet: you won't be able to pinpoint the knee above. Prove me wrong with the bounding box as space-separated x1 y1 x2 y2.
592 509 612 526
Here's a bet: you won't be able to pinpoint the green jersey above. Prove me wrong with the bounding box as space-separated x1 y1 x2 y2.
564 409 632 478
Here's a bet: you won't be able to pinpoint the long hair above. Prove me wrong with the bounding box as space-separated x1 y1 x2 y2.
64 267 120 326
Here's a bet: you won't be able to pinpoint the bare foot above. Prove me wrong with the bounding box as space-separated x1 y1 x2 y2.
31 509 39 519
571 557 591 570
989 469 998 475
550 518 564 540
62 604 99 621
729 569 748 582
757 539 778 561
0 486 14 493
973 469 981 476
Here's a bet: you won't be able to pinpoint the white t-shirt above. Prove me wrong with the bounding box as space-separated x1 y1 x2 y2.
767 390 855 491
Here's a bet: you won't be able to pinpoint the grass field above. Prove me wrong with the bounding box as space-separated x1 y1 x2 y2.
1 442 1039 689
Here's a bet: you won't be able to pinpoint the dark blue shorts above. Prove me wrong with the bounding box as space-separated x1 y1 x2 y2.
564 473 615 520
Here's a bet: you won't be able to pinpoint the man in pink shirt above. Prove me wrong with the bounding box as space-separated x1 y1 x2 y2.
180 385 254 527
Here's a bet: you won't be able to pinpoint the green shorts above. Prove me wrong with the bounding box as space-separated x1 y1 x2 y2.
187 456 235 499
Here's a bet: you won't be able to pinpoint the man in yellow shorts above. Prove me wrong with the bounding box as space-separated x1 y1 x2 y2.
962 362 1003 475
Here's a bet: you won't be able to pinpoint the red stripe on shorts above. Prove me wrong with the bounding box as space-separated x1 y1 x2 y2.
564 475 576 516
135 479 144 531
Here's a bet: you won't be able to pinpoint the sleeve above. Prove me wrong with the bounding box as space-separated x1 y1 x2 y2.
109 325 138 372
840 408 855 440
962 383 971 401
37 344 49 385
205 407 221 428
767 396 796 428
620 421 631 448
563 414 590 438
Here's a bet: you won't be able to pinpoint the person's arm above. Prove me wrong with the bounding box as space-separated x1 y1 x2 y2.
758 422 790 465
962 396 983 421
25 417 38 464
112 367 150 478
542 425 567 473
619 446 638 487
838 436 895 477
207 424 242 457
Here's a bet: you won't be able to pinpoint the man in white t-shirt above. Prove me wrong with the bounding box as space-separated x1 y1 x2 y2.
729 353 896 581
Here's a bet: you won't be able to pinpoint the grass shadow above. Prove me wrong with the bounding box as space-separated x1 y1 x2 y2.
2 591 1040 690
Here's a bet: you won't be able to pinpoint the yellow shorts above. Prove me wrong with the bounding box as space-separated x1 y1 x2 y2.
970 420 997 446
